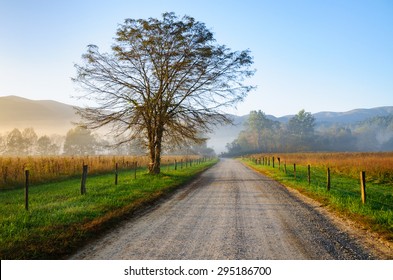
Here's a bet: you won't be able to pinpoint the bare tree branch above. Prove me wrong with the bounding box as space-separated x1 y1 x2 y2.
73 12 255 174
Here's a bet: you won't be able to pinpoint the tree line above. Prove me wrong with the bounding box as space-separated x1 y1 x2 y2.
224 110 393 156
0 127 96 156
0 126 216 157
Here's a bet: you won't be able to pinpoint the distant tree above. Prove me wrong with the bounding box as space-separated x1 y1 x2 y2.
288 109 315 137
49 134 65 154
0 134 6 154
37 135 60 155
287 109 315 151
73 12 254 174
63 126 97 155
245 110 265 150
225 139 244 156
244 110 278 151
22 128 38 155
353 114 393 151
6 128 26 155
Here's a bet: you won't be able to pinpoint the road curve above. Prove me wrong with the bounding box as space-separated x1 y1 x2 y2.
70 158 374 260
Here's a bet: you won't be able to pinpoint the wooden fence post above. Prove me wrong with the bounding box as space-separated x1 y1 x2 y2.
284 162 287 174
278 157 281 171
293 163 296 180
327 168 331 191
25 170 29 211
115 163 118 185
81 164 88 195
360 171 366 204
174 159 177 170
272 157 275 168
307 165 311 186
134 161 137 179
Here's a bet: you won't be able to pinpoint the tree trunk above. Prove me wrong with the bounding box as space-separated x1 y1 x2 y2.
150 147 161 174
148 126 163 175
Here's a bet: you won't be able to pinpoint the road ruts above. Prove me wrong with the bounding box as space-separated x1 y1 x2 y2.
70 158 373 260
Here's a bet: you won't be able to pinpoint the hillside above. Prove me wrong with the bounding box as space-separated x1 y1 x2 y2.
0 95 79 135
1 95 393 153
313 107 393 125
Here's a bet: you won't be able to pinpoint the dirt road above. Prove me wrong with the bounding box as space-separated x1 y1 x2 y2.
70 158 376 260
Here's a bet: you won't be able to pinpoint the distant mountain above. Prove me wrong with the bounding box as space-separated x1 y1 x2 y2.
313 107 393 125
0 95 79 134
1 95 392 153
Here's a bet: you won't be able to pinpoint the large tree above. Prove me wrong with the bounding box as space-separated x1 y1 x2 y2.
73 12 254 174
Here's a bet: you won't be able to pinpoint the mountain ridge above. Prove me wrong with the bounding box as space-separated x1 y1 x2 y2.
0 95 79 135
1 95 392 152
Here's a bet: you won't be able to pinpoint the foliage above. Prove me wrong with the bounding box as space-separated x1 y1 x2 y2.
287 109 315 137
4 129 27 155
225 110 393 155
73 12 255 174
63 126 98 155
225 109 316 155
36 136 60 155
0 128 60 156
0 126 214 157
243 110 279 151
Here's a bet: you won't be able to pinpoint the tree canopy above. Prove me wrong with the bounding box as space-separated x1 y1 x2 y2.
287 109 315 138
73 12 255 174
63 126 97 155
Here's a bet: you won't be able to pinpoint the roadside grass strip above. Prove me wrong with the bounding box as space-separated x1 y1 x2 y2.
0 159 217 259
241 158 393 241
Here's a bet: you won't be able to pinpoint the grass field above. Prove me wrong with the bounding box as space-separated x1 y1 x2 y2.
0 155 201 190
242 152 393 241
0 158 217 259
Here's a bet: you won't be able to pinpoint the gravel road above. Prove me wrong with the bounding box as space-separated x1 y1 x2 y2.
70 158 376 260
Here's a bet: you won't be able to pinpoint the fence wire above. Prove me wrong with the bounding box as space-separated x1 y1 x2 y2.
247 157 393 211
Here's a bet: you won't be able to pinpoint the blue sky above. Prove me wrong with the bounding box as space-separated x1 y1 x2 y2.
0 0 392 116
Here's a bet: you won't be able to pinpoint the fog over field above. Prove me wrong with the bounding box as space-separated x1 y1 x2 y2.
1 95 393 155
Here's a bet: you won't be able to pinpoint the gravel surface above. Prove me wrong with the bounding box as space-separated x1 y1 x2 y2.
70 158 376 260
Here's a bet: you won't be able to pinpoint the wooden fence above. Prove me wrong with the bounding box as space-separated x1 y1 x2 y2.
21 157 210 211
247 155 384 206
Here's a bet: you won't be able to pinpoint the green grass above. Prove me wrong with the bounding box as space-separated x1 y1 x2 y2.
0 159 217 259
241 158 393 240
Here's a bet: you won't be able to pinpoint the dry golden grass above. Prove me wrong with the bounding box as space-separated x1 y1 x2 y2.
249 152 393 184
0 155 200 189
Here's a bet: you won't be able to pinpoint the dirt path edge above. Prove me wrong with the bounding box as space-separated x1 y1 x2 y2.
241 160 393 259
